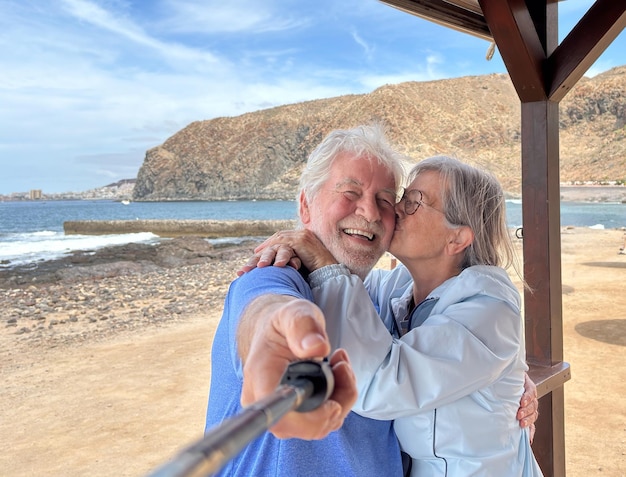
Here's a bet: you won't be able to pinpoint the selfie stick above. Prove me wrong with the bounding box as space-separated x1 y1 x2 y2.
147 359 334 477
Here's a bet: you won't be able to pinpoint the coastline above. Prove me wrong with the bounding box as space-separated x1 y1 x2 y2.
559 185 626 203
2 185 624 204
63 219 298 238
1 228 625 476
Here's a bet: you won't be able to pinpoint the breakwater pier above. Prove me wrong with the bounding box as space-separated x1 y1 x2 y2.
64 219 298 238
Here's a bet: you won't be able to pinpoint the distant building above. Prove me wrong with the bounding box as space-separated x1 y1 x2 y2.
29 189 42 200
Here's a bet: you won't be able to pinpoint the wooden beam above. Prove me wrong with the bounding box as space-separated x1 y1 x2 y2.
478 0 547 102
521 99 566 477
534 387 567 476
527 362 571 399
380 0 492 40
548 0 626 101
521 100 563 363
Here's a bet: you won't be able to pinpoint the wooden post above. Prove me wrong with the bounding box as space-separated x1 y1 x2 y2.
521 100 566 476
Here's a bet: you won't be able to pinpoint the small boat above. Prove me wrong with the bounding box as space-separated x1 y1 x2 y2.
121 199 131 205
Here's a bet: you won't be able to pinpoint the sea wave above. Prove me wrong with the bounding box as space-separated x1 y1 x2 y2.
0 232 160 268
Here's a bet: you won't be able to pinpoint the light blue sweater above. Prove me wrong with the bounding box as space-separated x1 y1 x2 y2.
205 265 403 476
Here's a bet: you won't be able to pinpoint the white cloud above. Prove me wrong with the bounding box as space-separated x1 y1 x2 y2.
158 0 310 34
351 29 374 60
59 0 220 65
0 0 623 194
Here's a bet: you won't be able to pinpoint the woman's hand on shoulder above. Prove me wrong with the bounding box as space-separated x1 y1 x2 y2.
237 229 337 276
237 243 302 276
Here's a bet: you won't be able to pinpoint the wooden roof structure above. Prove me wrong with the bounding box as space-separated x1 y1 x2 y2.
379 1 626 475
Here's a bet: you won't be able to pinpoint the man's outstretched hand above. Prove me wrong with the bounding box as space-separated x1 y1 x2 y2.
238 296 357 440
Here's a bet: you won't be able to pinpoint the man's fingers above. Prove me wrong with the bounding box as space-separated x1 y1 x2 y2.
240 298 343 441
328 358 357 413
269 350 356 440
241 299 327 406
328 348 350 366
279 302 330 359
269 401 344 440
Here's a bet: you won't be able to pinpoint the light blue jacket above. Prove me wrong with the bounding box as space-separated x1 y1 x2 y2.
309 263 543 477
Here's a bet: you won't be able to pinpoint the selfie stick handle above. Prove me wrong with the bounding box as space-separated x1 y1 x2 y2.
148 359 334 477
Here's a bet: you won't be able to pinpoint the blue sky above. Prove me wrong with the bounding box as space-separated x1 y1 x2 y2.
1 0 624 194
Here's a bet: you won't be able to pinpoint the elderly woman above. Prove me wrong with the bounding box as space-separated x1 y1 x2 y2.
251 156 543 476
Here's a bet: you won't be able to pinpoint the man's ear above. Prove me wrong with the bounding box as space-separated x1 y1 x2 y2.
446 226 474 256
298 191 311 225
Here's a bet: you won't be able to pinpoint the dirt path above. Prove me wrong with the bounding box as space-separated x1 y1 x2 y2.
1 315 218 476
1 228 625 476
558 228 626 476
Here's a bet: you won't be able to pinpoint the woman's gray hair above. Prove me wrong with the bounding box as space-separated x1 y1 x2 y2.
408 156 516 270
298 123 406 211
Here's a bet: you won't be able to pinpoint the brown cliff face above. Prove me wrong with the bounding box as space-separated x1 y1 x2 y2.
133 66 626 201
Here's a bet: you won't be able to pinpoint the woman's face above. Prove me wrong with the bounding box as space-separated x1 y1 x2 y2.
389 170 454 263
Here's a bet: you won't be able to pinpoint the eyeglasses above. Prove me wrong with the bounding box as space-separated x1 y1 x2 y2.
398 188 444 215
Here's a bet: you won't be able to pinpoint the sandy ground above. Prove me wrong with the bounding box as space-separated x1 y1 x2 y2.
1 227 625 476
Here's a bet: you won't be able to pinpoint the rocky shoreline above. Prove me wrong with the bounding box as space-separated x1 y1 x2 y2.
0 237 258 349
63 219 298 238
559 185 626 203
2 194 624 351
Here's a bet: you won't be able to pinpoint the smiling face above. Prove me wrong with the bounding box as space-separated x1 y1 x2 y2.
299 152 397 278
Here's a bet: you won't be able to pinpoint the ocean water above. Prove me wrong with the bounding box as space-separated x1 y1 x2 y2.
0 199 624 268
505 199 626 229
0 200 298 268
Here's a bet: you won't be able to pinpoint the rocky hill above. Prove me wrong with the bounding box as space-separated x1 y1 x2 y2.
133 66 626 201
